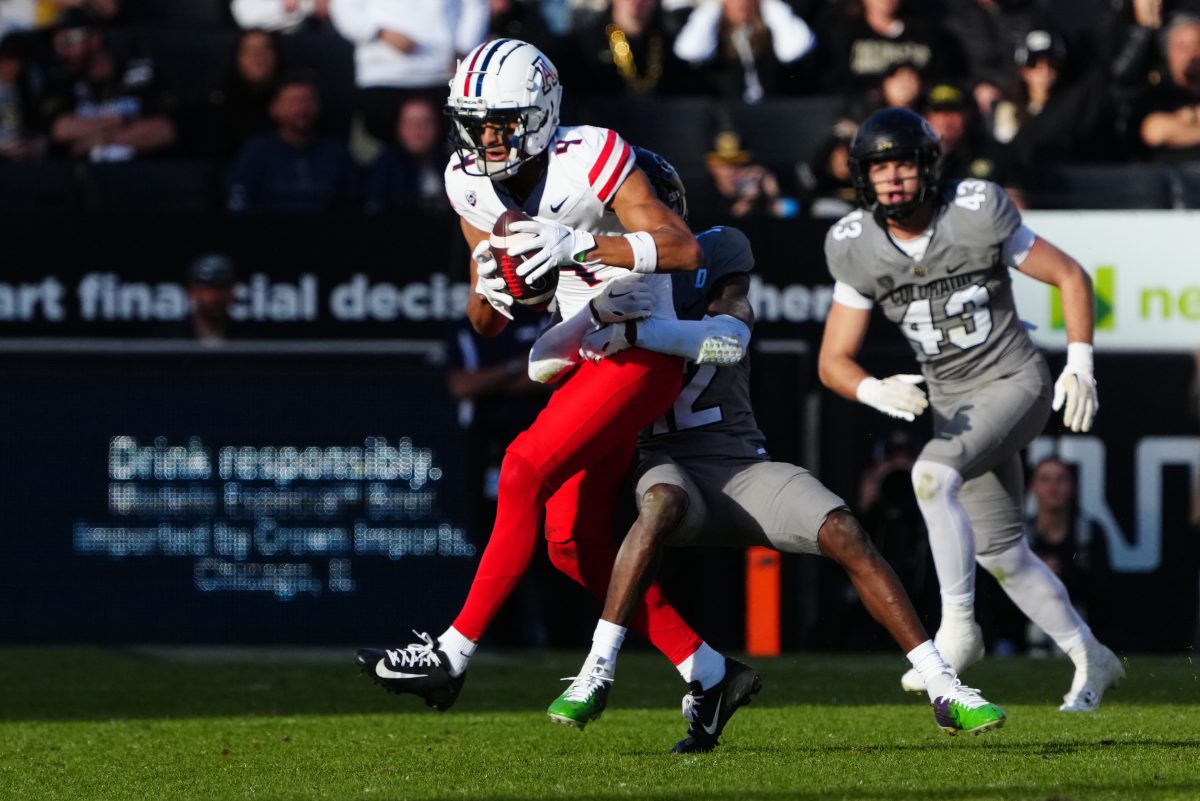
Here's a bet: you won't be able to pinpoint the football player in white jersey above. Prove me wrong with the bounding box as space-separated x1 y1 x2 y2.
357 40 738 730
532 149 1006 746
818 108 1123 712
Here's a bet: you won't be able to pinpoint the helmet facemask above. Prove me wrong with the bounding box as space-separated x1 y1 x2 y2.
849 147 941 224
446 103 552 180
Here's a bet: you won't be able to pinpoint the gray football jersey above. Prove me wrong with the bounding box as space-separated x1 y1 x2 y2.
639 226 768 461
824 179 1040 384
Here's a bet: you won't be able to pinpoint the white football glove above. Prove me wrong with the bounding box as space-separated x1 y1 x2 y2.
1052 343 1099 433
509 218 597 283
856 374 929 422
580 321 637 362
589 276 655 324
472 239 513 320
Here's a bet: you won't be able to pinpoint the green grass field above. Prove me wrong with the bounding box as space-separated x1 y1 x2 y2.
0 647 1197 801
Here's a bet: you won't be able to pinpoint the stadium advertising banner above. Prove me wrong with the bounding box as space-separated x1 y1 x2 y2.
1016 211 1200 352
0 214 1195 649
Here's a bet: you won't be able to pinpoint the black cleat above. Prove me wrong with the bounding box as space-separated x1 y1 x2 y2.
670 657 761 754
356 631 465 712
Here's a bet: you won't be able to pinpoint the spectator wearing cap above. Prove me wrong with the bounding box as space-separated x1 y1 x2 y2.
1134 13 1200 160
990 28 1118 182
941 0 1050 118
183 254 239 343
232 0 331 34
227 72 359 214
673 0 817 103
702 129 796 217
923 82 1007 186
328 0 489 144
39 9 177 161
565 0 692 98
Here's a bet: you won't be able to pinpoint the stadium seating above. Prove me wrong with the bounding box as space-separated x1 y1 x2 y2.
0 162 80 215
728 95 845 170
83 160 219 215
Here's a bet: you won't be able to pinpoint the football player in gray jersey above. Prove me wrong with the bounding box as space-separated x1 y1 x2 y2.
818 108 1123 712
529 148 1007 748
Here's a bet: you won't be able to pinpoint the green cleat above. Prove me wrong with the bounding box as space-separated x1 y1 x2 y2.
932 681 1006 736
547 658 613 730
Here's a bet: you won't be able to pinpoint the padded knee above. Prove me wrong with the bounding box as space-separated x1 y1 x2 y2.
911 459 963 505
975 539 1032 582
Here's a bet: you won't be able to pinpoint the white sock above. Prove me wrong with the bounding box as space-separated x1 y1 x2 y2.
912 460 977 606
675 642 726 690
437 626 476 678
907 639 956 702
589 619 627 668
976 541 1090 664
940 595 976 632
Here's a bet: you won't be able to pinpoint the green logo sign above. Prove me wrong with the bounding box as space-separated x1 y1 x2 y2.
1051 265 1113 330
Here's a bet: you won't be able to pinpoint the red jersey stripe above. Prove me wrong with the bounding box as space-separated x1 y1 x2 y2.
597 143 632 203
588 130 618 185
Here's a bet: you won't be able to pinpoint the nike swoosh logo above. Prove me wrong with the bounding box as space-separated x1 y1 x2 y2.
550 196 569 213
376 662 425 680
701 692 723 735
608 291 631 298
946 262 968 274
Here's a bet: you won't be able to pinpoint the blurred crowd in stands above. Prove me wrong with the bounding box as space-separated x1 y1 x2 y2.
2 0 1200 216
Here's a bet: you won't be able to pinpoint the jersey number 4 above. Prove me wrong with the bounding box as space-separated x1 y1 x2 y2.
652 364 721 435
901 284 993 355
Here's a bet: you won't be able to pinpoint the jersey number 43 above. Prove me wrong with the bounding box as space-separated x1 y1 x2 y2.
901 284 993 356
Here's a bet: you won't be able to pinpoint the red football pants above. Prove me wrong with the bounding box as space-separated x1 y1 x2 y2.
451 348 703 665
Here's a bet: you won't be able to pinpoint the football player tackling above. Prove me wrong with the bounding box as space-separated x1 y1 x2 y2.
533 150 1007 745
356 40 746 742
818 108 1123 711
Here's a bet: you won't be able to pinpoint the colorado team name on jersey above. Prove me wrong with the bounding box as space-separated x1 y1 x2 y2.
444 125 674 320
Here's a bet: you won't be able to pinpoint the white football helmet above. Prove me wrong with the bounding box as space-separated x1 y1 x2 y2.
445 39 562 181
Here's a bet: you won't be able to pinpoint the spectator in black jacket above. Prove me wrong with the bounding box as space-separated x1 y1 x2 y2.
991 29 1119 180
674 0 818 102
227 72 358 214
204 29 285 161
566 0 692 97
365 96 449 214
818 0 950 95
39 9 177 161
1134 12 1200 160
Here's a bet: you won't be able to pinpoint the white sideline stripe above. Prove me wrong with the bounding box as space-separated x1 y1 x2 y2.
0 338 446 359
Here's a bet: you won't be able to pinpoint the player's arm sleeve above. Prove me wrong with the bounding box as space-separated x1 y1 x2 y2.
580 127 635 207
527 307 595 384
1000 224 1037 269
634 315 751 366
832 281 874 310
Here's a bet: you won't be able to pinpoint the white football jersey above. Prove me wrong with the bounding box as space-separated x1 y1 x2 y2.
444 124 676 320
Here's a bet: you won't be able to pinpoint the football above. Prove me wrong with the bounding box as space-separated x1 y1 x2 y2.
490 208 558 311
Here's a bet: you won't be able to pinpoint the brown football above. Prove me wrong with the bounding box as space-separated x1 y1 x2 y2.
489 208 558 311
